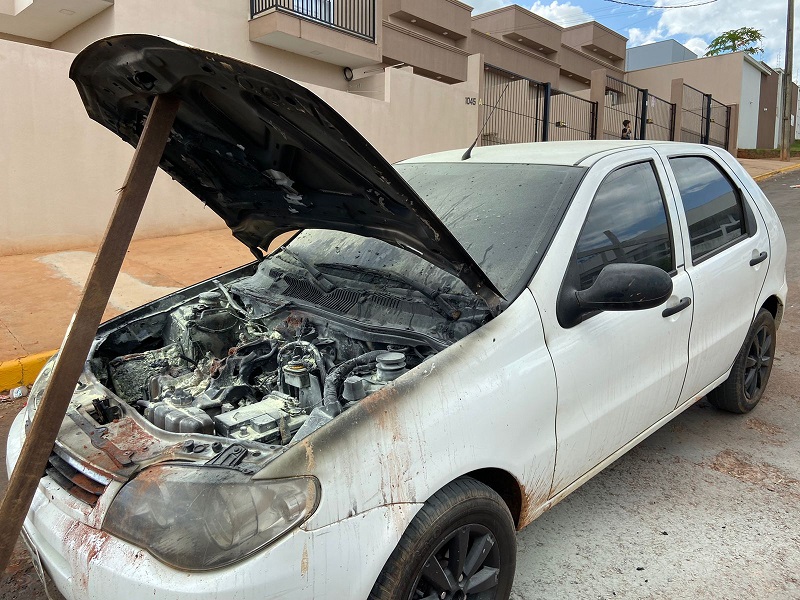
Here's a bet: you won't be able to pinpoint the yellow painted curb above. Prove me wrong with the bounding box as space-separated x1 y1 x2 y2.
753 162 800 181
0 350 56 392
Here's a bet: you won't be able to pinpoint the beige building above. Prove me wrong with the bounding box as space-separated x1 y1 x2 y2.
0 0 627 255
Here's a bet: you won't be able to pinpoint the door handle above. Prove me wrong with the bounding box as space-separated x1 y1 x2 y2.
662 297 691 318
750 251 768 266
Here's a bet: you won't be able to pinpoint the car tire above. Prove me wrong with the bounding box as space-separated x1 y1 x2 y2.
708 308 776 414
368 477 517 600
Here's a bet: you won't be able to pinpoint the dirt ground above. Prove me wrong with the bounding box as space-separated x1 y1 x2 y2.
2 172 799 599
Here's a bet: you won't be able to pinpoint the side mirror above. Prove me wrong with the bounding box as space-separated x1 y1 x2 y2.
558 263 673 328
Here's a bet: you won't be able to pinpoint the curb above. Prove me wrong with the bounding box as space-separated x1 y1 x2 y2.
0 350 56 392
753 162 800 181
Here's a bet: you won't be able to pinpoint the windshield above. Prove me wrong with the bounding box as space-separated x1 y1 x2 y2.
394 162 585 298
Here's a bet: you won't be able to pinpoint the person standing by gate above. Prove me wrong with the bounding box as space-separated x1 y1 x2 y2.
621 119 632 140
619 119 633 140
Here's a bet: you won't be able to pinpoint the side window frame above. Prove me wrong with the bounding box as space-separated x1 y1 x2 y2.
667 154 754 265
556 158 677 327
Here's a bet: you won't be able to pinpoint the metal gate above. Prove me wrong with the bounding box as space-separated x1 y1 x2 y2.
481 66 546 145
549 89 598 141
604 75 643 139
604 75 675 141
681 83 706 143
481 65 597 145
708 98 731 149
644 92 675 141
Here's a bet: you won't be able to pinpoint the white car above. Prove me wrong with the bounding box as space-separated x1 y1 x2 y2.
8 35 787 600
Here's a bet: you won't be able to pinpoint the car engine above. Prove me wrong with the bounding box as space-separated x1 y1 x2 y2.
89 253 489 446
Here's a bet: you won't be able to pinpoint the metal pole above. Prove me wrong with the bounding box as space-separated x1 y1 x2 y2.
542 82 552 142
639 89 649 140
0 94 180 572
703 94 712 145
781 0 795 161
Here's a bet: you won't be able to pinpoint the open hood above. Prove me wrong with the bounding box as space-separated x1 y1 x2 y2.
69 34 502 307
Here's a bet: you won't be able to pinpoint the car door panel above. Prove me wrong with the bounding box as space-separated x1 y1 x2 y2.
658 151 770 405
531 149 692 496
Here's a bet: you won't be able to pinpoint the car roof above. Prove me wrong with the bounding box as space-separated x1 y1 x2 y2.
398 140 722 167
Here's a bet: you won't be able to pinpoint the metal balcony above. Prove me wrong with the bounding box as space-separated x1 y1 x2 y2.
251 0 375 42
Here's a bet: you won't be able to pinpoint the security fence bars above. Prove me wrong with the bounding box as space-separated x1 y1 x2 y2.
250 0 376 41
480 65 597 146
603 75 675 141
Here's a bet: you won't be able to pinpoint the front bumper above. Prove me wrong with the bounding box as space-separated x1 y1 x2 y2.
6 410 419 600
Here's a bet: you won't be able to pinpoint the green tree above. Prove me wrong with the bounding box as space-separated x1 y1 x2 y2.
704 27 765 56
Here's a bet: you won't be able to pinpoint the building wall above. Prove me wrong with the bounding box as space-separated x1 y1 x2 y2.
51 0 352 91
738 60 763 148
0 39 479 256
625 40 696 71
626 52 745 105
757 70 779 149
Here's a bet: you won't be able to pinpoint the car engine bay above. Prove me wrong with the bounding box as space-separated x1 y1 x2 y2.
87 246 490 447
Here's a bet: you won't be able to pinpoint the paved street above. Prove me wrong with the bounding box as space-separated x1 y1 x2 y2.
1 171 799 599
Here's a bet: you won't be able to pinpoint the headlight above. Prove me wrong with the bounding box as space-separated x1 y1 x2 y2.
102 465 319 570
26 353 58 419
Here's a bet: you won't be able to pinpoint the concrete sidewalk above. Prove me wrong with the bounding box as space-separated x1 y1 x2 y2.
2 157 800 389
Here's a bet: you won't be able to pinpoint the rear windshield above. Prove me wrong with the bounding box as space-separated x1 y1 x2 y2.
394 162 585 298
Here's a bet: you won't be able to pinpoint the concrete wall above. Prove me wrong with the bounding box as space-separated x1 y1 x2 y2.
0 39 479 256
51 0 352 91
626 52 744 106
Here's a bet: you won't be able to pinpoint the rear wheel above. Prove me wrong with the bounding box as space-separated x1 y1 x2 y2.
708 308 776 414
369 477 516 600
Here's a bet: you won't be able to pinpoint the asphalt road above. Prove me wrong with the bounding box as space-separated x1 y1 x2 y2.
1 172 799 600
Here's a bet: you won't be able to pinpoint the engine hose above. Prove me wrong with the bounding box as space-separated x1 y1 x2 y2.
322 350 385 409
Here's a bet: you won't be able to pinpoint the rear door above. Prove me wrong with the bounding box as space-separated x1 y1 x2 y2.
658 150 770 404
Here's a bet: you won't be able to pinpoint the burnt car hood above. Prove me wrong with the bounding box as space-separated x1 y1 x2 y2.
69 34 502 307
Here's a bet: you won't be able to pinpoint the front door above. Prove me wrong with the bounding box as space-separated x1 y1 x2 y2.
531 151 693 495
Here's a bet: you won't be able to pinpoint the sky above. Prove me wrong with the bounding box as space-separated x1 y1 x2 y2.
468 0 795 76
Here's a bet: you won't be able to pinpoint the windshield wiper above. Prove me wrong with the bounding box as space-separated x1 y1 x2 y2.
278 247 335 293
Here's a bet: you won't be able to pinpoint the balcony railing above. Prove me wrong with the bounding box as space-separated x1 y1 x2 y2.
251 0 376 42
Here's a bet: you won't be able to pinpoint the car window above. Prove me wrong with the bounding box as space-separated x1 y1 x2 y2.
575 161 673 290
669 156 746 261
394 162 586 299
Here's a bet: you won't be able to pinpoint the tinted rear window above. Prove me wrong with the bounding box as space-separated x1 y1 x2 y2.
395 162 585 298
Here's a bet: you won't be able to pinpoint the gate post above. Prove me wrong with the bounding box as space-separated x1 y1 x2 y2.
542 81 552 141
670 78 684 141
703 93 712 144
639 89 649 140
590 68 607 139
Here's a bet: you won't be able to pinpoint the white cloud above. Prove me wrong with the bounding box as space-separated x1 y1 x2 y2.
626 0 794 68
628 26 667 47
682 37 709 56
528 1 593 26
469 0 510 14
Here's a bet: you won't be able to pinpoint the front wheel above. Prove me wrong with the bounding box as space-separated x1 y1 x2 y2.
708 308 776 413
369 477 517 600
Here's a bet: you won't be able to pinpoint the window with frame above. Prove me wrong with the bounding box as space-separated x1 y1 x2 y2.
575 161 674 290
669 156 746 261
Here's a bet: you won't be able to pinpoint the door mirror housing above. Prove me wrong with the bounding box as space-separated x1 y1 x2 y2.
558 263 673 328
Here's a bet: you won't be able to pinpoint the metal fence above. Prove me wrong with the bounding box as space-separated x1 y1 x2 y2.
644 92 675 141
603 76 675 141
549 89 598 141
603 76 643 140
681 83 706 144
708 98 731 149
481 66 547 145
480 65 596 146
250 0 376 41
